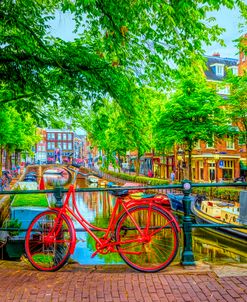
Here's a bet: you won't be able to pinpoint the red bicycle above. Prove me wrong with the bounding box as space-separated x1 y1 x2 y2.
25 169 180 272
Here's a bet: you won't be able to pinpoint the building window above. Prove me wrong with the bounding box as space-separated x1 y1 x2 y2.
63 143 67 150
222 160 233 180
57 133 61 140
226 135 234 149
68 143 72 150
63 133 67 140
47 133 55 140
199 161 204 180
216 65 224 76
68 133 72 140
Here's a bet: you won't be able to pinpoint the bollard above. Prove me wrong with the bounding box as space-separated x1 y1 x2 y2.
54 187 63 208
181 180 195 265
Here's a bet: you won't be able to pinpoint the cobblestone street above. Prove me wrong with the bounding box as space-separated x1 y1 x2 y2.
0 261 246 302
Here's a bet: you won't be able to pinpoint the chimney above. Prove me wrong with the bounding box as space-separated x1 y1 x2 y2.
212 52 220 57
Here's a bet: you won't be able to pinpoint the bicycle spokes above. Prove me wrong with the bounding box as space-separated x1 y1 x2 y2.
115 205 179 272
25 210 73 272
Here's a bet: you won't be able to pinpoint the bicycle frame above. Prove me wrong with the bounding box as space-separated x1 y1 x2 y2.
51 184 180 257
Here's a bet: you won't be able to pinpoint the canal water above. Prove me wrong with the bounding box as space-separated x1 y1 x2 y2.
44 172 247 266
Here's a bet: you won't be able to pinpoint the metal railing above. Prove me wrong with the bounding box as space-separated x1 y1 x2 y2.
0 180 246 266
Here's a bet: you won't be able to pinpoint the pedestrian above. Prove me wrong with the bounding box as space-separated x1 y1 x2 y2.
148 169 153 178
170 171 175 182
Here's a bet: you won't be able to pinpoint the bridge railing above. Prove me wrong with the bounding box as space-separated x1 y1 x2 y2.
0 180 246 266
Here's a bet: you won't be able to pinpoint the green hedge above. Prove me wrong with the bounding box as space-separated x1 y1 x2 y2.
101 169 169 185
101 168 241 201
192 187 240 202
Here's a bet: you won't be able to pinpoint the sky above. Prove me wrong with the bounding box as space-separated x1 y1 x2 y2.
206 6 245 59
49 5 246 60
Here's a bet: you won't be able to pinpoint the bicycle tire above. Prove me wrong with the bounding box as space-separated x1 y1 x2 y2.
25 210 73 272
115 204 179 272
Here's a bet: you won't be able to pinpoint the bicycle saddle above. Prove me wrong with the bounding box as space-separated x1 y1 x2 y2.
109 189 129 196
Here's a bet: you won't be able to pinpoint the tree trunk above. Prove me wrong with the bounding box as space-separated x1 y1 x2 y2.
0 147 3 177
117 152 121 173
5 149 11 170
135 155 140 176
188 148 192 181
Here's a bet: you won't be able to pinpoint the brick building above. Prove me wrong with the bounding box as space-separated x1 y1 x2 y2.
46 129 74 163
35 128 47 164
188 54 241 182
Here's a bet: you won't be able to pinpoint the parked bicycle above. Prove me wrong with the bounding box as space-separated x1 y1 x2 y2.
25 168 180 272
0 170 12 191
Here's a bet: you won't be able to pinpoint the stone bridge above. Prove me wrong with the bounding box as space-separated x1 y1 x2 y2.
25 164 89 179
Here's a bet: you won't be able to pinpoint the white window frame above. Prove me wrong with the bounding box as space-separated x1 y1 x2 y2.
226 135 235 149
211 63 224 76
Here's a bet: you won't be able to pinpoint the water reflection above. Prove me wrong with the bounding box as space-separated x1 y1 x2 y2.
71 191 123 265
43 168 70 187
70 191 247 266
192 228 247 264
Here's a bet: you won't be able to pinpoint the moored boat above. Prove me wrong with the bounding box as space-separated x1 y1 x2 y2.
166 193 185 212
191 194 247 243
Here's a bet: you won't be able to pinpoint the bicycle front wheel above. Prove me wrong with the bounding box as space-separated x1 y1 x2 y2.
115 205 179 272
25 210 73 272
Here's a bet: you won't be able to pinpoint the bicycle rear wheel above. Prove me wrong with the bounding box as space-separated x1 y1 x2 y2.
25 210 73 272
115 204 179 272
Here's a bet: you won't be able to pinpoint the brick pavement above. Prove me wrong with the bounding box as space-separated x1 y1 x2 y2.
0 260 246 302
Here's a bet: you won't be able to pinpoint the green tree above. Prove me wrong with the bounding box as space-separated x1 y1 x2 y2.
225 74 247 161
155 70 229 180
1 0 246 125
0 108 13 176
0 106 40 171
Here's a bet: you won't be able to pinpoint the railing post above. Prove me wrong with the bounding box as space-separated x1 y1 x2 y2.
181 180 195 266
54 187 63 208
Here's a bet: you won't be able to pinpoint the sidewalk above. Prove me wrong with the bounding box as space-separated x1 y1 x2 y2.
0 260 246 302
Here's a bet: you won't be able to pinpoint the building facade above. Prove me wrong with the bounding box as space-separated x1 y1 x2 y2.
46 129 74 163
35 128 47 164
186 53 244 182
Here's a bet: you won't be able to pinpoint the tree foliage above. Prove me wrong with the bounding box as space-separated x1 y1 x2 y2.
0 106 40 175
155 70 230 180
82 91 153 173
1 0 246 125
225 73 247 158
